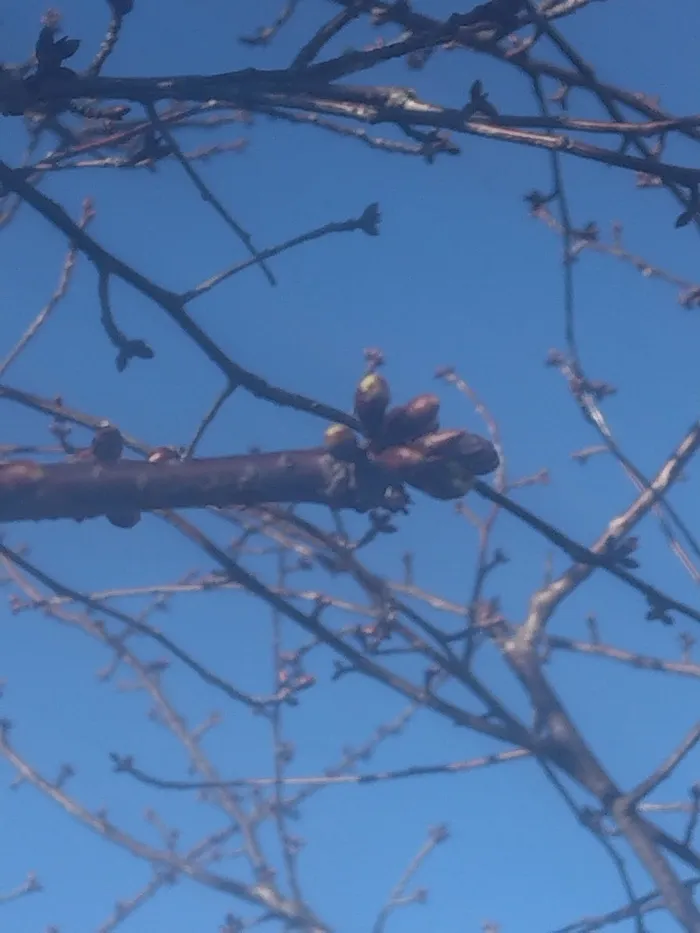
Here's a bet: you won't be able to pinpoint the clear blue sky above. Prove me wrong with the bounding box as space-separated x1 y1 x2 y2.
1 2 699 931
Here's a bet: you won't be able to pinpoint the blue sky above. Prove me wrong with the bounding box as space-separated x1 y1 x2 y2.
0 1 699 931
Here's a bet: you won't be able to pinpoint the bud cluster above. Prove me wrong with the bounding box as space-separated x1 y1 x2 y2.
324 373 499 501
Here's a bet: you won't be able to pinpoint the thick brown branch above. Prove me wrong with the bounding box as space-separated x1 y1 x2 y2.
0 448 395 523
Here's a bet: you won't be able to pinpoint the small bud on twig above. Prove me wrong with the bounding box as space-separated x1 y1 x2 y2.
354 373 390 437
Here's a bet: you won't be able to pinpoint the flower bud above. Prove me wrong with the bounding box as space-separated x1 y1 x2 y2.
354 373 390 436
91 424 123 463
409 461 475 500
380 393 440 448
324 423 359 461
450 432 499 475
374 445 427 482
411 428 466 459
357 202 381 236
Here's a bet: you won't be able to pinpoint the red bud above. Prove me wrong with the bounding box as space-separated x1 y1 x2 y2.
379 394 440 448
374 445 427 482
450 432 499 476
411 429 466 458
409 461 475 500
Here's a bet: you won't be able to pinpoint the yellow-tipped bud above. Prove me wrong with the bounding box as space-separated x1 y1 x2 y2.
354 373 390 436
324 423 359 461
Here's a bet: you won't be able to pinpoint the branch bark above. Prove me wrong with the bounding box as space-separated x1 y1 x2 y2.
0 447 395 523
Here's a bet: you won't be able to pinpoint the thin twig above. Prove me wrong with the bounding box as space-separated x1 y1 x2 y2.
144 102 275 285
183 203 380 302
0 198 94 377
371 825 449 933
626 723 700 806
185 383 235 458
110 747 531 792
